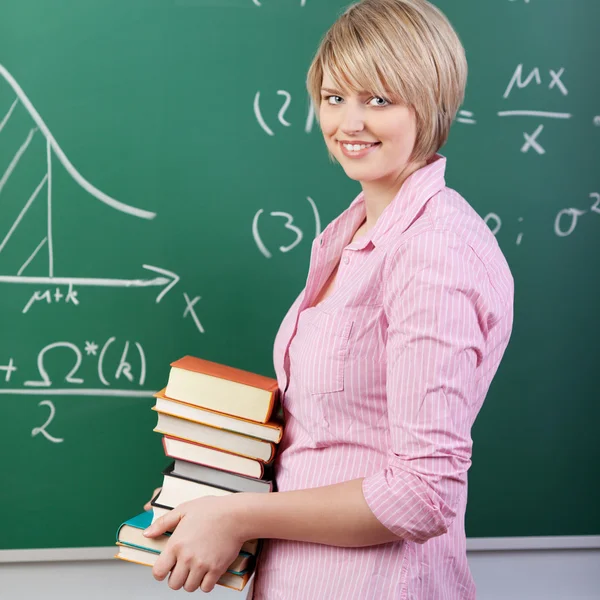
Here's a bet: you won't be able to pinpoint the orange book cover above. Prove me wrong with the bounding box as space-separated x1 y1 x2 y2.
154 388 284 443
172 356 278 392
161 436 270 476
171 356 279 422
153 415 276 464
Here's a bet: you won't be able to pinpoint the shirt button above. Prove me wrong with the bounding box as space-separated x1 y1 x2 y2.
319 237 323 246
343 256 350 265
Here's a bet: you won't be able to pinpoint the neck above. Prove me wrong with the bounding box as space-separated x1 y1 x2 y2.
360 160 427 232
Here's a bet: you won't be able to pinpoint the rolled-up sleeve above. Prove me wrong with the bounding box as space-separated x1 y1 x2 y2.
362 229 492 544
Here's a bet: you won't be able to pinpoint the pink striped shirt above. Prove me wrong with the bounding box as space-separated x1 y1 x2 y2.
249 154 514 599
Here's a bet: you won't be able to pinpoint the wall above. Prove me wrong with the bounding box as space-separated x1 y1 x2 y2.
1 550 599 599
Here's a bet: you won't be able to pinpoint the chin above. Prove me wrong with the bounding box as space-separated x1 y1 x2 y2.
340 165 380 182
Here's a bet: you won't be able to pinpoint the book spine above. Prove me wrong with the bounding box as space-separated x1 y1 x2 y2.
161 436 267 477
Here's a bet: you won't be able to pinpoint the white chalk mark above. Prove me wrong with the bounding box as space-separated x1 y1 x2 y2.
141 264 180 302
183 292 205 334
254 91 274 136
0 271 176 291
549 68 568 96
25 341 84 387
503 65 541 99
22 290 50 314
252 208 272 258
276 90 292 126
498 110 572 119
271 211 303 253
0 175 47 255
18 237 48 275
46 139 54 277
555 208 586 237
0 127 38 196
98 337 115 386
521 124 545 154
593 116 600 127
457 110 476 124
0 388 155 397
306 196 321 237
0 98 19 134
484 213 502 236
305 99 315 133
31 400 64 443
0 63 156 220
115 341 133 382
135 342 146 385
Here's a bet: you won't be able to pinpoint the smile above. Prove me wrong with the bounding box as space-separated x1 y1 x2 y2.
338 141 381 158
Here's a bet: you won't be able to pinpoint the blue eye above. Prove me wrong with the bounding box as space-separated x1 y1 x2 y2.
325 95 344 105
369 97 390 107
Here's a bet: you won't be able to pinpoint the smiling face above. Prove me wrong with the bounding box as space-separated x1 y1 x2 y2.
319 71 422 188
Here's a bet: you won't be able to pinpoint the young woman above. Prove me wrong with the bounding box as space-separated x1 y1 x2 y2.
144 1 514 598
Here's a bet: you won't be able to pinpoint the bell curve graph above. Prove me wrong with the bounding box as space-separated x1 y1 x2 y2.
0 63 179 303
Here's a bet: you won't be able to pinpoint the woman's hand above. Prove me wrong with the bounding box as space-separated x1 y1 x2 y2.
142 494 246 593
143 487 161 512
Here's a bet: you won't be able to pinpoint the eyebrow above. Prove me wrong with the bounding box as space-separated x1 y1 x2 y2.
320 87 372 96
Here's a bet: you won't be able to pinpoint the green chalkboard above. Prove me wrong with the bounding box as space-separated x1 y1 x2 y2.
0 0 598 554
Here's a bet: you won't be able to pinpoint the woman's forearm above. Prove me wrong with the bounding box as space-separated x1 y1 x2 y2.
234 478 400 548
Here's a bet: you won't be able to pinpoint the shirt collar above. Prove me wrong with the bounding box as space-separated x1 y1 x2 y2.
338 153 447 250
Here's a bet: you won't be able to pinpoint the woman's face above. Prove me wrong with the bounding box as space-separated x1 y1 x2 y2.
319 71 420 186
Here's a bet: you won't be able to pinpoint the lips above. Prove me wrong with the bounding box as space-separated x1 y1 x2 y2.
338 140 381 159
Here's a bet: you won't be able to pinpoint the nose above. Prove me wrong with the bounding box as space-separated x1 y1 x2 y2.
339 102 365 135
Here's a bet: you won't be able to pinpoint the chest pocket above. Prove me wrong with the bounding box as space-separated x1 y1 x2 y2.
300 309 354 395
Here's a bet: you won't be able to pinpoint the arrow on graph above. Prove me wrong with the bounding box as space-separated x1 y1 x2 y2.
0 264 180 303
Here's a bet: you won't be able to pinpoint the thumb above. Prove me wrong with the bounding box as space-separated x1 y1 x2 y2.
143 509 182 538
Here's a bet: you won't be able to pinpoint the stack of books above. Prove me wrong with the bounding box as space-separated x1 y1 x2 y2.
115 355 283 592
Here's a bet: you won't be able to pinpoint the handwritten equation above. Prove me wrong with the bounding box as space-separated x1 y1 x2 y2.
0 338 156 443
252 196 321 258
461 64 597 155
485 192 600 245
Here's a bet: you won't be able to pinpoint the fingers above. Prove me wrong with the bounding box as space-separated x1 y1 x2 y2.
143 487 162 512
152 548 176 582
183 563 209 593
199 569 222 593
166 557 193 591
144 509 182 538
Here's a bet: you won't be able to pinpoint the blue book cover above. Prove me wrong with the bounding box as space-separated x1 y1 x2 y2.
116 510 171 554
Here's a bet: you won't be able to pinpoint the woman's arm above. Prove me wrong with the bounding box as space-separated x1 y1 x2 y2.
234 478 399 548
360 230 499 543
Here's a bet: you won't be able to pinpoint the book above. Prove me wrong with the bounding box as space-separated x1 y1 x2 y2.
116 510 170 553
154 388 283 443
115 544 252 591
162 435 271 479
116 510 258 568
153 410 275 463
165 355 279 423
171 460 273 493
152 463 234 511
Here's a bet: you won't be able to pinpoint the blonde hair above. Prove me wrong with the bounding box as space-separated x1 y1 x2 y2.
306 0 467 163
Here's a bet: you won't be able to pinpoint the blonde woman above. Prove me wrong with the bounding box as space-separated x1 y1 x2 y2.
144 1 514 597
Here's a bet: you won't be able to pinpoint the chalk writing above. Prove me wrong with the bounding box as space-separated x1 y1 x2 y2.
253 196 320 258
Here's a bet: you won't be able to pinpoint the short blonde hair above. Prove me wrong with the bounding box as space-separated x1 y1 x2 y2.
306 0 467 163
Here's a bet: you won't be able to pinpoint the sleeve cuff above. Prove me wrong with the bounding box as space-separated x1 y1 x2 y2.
362 465 450 544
